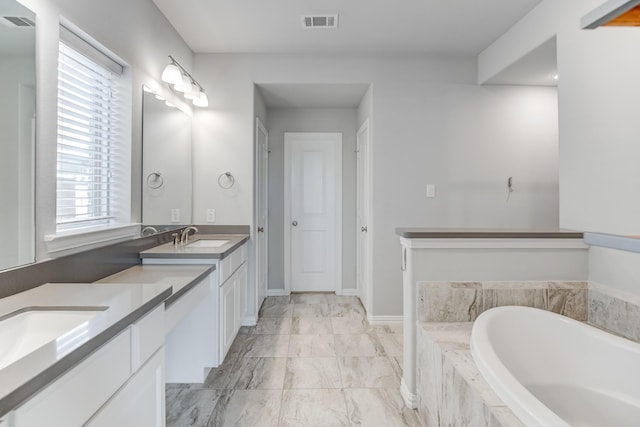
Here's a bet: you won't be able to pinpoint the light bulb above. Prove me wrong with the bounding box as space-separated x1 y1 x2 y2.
174 74 193 93
161 63 182 85
193 91 209 107
184 86 202 100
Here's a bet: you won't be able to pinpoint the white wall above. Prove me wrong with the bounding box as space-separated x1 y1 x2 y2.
19 0 192 259
265 108 358 292
480 0 640 298
192 53 560 316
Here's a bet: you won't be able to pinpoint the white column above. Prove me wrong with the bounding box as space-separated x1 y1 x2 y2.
400 241 417 408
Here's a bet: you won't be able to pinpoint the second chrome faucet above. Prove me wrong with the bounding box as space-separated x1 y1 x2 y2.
180 226 199 244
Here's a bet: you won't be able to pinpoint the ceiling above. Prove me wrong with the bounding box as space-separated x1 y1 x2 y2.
0 0 35 55
152 0 543 55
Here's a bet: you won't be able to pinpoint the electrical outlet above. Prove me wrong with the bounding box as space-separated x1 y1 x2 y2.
171 208 180 223
426 184 436 198
206 209 216 223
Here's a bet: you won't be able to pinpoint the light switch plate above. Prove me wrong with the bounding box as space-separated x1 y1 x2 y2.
206 209 216 223
426 184 436 198
171 209 180 223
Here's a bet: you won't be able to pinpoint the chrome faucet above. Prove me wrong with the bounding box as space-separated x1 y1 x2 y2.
180 226 199 244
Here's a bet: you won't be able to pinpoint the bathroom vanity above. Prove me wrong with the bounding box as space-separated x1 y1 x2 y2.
140 234 250 378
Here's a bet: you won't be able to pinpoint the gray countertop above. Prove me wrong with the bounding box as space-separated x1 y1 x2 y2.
0 282 171 416
139 234 250 259
396 228 584 239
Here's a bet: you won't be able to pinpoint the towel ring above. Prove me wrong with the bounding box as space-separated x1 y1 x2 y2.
218 172 235 189
146 172 164 189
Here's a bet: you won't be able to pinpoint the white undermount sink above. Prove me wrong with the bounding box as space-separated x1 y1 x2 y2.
187 239 229 248
0 308 104 369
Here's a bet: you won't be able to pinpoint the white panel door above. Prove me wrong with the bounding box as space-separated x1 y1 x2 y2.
356 120 372 313
255 119 268 311
285 133 342 292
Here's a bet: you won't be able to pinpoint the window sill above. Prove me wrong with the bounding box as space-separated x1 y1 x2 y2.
44 223 141 255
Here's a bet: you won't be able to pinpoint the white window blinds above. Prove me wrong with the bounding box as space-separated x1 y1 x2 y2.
56 29 127 231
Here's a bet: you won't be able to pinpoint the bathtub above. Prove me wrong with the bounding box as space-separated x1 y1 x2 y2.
470 306 640 427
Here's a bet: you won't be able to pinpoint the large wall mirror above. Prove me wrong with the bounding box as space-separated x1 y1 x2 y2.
0 0 35 271
142 87 192 230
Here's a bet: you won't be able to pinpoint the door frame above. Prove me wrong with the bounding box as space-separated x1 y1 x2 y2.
254 118 269 312
356 118 372 313
284 132 343 294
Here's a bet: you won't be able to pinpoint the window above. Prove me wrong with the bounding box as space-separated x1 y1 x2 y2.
56 27 129 232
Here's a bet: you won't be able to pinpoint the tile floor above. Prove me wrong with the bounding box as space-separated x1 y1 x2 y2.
166 293 423 427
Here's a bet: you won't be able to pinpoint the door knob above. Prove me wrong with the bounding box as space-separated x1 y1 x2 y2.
292 221 298 227
361 226 368 232
258 227 264 232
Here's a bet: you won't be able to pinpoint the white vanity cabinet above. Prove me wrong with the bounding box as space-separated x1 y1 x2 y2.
7 305 165 427
218 245 248 360
141 239 249 367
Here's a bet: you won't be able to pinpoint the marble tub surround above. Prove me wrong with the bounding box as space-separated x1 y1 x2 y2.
588 284 640 343
417 281 588 323
166 293 423 427
139 234 249 260
0 282 171 416
417 323 524 427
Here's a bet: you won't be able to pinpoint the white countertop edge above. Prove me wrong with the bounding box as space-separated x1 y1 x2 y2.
583 232 640 254
400 237 588 250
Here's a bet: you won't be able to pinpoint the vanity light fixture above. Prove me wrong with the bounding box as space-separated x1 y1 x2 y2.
161 55 208 107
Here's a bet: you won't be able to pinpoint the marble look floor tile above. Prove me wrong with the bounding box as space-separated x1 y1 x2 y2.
345 388 423 427
329 303 366 318
203 357 286 390
339 357 400 388
166 388 221 427
334 333 385 357
326 295 360 304
291 293 330 304
284 357 343 389
548 282 587 321
293 303 331 317
254 317 292 335
226 334 258 359
377 333 403 357
389 356 403 378
259 303 294 318
372 324 403 335
241 334 290 357
291 317 333 334
483 283 548 312
207 389 281 427
280 389 350 427
331 316 372 334
262 296 291 307
288 334 336 357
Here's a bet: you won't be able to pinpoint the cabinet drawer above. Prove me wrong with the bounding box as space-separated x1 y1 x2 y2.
131 304 164 372
219 244 246 285
13 330 131 427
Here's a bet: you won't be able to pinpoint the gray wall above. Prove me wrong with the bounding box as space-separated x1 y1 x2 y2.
266 108 358 292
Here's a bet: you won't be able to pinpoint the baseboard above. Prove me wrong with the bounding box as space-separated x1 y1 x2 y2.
241 315 257 327
401 379 418 409
367 315 404 325
267 289 291 297
336 288 359 296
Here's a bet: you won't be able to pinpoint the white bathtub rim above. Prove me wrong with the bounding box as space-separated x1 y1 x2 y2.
471 307 573 427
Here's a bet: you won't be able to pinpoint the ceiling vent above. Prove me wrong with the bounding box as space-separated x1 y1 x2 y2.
1 16 35 27
301 14 338 29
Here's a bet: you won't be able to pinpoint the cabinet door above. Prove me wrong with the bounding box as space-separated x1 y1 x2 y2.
220 276 237 360
87 349 165 427
236 264 248 327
